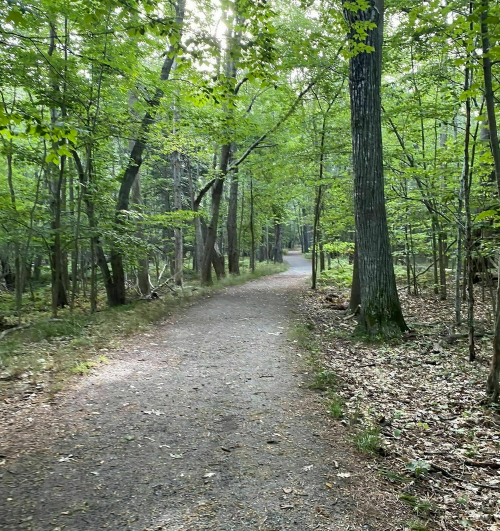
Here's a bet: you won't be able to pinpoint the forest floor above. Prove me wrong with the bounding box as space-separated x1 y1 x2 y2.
302 274 500 531
0 251 413 531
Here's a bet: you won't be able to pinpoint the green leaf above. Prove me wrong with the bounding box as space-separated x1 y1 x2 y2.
475 209 497 221
6 9 26 26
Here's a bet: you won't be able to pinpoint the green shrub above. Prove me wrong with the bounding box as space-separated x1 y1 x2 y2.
319 260 353 288
399 494 435 516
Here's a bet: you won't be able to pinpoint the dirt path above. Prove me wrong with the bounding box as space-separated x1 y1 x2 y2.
1 252 404 531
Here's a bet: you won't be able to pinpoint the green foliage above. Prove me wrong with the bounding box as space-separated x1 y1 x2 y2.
308 369 337 391
352 427 382 454
399 493 435 516
319 260 353 288
327 394 344 419
405 460 431 478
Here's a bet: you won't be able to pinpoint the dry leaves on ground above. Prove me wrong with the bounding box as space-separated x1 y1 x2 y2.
302 284 500 531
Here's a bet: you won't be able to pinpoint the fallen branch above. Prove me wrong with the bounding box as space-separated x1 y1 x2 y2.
464 459 500 469
0 324 31 341
430 462 500 490
0 319 64 341
443 331 492 344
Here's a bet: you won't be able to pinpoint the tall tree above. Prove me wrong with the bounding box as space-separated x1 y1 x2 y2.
342 0 407 336
481 0 500 401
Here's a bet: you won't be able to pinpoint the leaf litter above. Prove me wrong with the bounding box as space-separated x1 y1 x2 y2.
302 284 500 530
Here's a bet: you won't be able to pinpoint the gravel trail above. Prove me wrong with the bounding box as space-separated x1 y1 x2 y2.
1 252 400 531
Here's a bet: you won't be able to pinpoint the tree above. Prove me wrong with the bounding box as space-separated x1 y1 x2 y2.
342 0 407 336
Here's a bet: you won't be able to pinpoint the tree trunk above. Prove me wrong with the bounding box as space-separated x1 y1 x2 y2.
172 148 183 286
273 221 283 264
249 175 256 273
33 255 42 282
201 172 227 285
349 241 361 313
212 241 226 280
431 220 439 295
227 163 240 275
481 0 500 399
187 159 201 272
6 150 22 323
47 23 68 315
131 173 150 295
107 0 185 304
50 156 69 314
312 113 327 289
343 0 407 336
200 17 241 285
438 227 447 300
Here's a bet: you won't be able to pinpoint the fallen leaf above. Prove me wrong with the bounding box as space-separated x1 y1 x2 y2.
283 487 292 494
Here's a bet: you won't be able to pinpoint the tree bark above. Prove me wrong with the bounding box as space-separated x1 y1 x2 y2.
172 149 183 286
273 220 283 264
131 173 151 295
201 154 229 285
250 175 255 273
227 162 240 275
349 240 361 313
438 227 447 300
481 0 500 399
343 0 407 336
212 241 226 280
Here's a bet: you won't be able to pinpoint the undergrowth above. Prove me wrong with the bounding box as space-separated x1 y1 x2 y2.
327 394 344 418
352 426 383 454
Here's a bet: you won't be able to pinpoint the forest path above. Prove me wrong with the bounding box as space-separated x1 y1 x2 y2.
1 252 396 531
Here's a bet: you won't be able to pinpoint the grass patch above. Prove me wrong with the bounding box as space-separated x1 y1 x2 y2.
327 394 344 418
0 261 287 391
352 426 382 454
378 468 412 484
308 369 337 391
290 323 315 349
70 355 109 375
399 494 435 517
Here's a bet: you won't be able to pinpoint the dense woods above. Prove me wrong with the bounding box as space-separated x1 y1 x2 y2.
1 0 500 404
